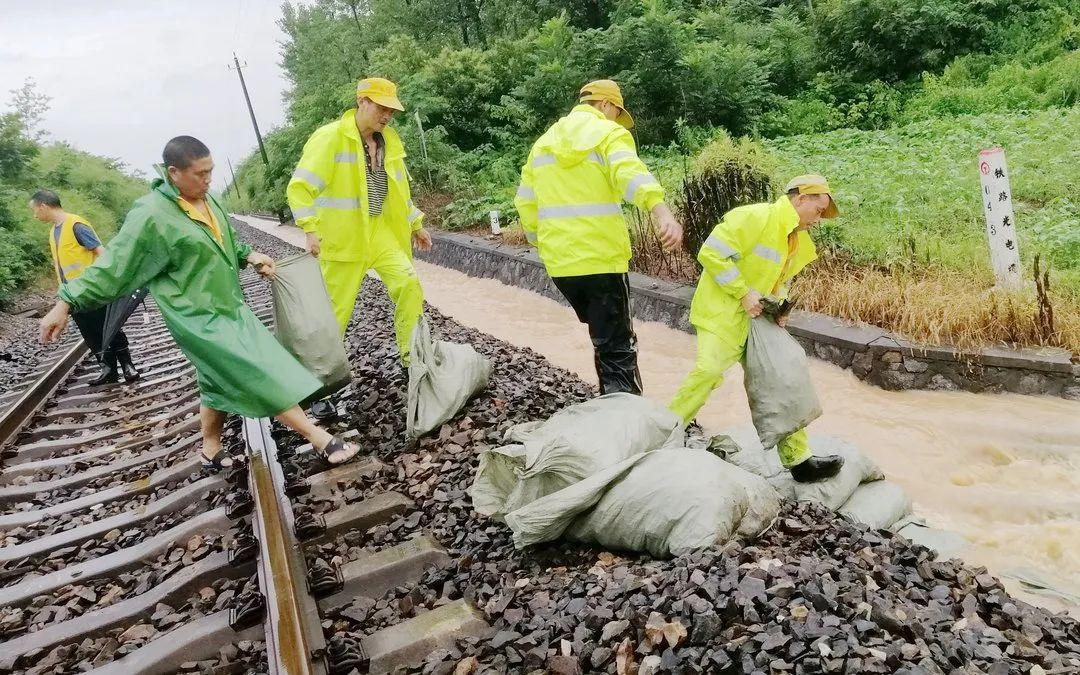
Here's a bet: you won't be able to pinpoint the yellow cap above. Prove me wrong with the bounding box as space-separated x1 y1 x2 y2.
356 77 405 112
784 174 839 219
579 79 634 129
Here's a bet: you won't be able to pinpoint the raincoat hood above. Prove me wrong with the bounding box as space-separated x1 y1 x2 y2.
537 105 624 168
151 164 174 196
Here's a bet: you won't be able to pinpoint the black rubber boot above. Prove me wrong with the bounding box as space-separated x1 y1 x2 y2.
117 349 140 382
89 358 120 387
309 397 337 421
789 454 845 483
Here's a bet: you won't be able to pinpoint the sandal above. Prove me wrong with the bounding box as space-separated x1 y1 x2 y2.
318 435 361 466
200 448 234 472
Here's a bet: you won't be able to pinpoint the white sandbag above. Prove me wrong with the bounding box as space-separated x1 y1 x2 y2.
406 317 491 439
567 449 782 557
713 427 884 510
470 394 684 519
838 480 912 529
503 448 781 557
743 317 822 450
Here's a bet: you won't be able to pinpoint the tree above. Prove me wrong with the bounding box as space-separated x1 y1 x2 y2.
0 113 39 183
8 78 51 142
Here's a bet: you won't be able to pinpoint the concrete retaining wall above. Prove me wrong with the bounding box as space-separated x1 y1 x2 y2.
418 231 1080 400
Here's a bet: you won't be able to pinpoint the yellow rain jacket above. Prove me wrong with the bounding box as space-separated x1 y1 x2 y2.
690 196 818 347
514 105 664 277
287 109 423 261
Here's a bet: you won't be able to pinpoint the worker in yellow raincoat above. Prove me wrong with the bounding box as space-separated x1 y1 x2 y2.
669 175 845 483
287 77 430 420
514 80 683 395
41 136 362 470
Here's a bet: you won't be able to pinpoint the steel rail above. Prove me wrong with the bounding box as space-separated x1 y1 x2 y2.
0 339 89 447
242 415 327 675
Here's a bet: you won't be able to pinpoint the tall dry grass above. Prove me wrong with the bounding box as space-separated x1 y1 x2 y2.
791 255 1080 356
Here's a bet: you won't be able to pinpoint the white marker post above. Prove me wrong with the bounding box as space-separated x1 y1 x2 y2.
977 148 1022 290
489 210 501 235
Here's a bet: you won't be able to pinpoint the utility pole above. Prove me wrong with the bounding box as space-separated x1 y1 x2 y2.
228 52 283 222
227 158 242 200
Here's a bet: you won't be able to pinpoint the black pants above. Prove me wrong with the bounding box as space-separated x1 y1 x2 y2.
71 305 130 367
552 273 642 396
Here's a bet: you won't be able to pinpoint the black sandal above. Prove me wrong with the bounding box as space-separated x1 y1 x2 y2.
318 435 361 466
200 449 234 472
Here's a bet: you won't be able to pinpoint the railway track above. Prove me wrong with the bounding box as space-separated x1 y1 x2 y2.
0 273 478 675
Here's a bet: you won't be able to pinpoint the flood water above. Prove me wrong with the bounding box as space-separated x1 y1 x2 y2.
240 215 1080 616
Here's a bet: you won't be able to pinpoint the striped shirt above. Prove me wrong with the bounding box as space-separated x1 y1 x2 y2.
364 133 388 217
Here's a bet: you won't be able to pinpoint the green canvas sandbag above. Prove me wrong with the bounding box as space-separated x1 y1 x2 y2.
838 480 913 529
271 253 351 402
502 447 781 556
714 427 885 510
743 316 822 450
469 394 685 519
406 317 492 439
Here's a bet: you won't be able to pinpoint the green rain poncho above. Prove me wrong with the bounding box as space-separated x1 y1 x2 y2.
58 168 321 417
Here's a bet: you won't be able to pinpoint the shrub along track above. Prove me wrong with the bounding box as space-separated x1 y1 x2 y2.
237 222 1078 675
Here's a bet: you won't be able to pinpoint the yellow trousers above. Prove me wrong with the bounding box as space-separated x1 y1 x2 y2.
669 328 811 468
319 226 423 364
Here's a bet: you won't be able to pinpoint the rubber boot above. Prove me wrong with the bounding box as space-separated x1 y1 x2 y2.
89 354 120 387
117 349 140 383
789 454 845 483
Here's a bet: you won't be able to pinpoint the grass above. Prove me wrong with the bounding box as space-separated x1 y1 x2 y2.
765 107 1080 295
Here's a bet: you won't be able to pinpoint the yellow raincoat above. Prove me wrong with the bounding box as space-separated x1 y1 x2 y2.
287 110 424 360
670 196 818 466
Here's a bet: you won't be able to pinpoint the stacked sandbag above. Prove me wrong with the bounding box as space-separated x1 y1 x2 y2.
470 394 685 519
406 317 492 438
561 448 781 557
712 427 912 529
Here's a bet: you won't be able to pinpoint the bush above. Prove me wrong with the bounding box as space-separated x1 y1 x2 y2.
902 50 1080 121
677 133 775 264
814 0 1007 82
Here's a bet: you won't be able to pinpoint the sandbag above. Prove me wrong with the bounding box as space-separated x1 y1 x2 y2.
470 394 684 519
271 253 351 402
714 427 884 510
406 317 492 439
743 317 822 450
838 480 912 529
894 517 968 559
504 448 781 557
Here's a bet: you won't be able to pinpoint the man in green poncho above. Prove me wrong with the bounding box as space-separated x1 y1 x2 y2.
40 136 361 469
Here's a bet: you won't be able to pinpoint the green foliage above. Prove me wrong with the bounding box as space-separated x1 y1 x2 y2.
903 50 1080 120
813 0 1008 82
0 82 145 306
224 0 1079 296
766 107 1080 279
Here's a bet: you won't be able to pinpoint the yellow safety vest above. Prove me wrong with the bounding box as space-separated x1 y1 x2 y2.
48 213 99 284
287 110 423 262
515 105 664 278
690 196 818 346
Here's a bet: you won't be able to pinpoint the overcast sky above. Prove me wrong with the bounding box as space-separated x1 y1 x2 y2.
0 0 294 189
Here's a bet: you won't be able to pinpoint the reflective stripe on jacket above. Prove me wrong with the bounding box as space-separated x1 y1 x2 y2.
287 110 423 262
514 105 664 277
49 213 98 284
690 196 818 347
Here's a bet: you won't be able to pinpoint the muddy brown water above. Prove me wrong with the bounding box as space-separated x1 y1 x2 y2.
240 214 1080 616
